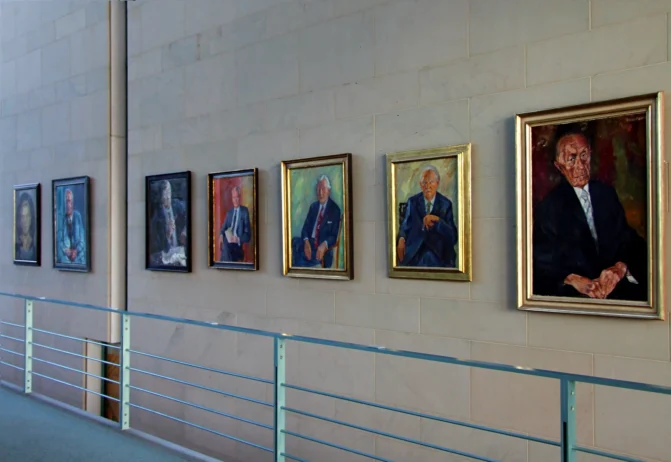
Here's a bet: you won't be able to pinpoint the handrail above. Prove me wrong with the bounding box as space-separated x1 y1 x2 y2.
0 291 666 462
0 291 668 395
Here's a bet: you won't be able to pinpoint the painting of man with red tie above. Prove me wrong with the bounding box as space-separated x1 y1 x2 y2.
282 153 353 280
291 174 342 269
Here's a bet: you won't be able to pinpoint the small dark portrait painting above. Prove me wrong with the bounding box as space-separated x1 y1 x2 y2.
13 183 41 266
53 176 91 272
146 171 192 273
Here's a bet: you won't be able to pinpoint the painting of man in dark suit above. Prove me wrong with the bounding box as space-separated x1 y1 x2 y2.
146 172 191 272
396 166 458 268
291 174 342 269
219 186 251 262
533 127 647 301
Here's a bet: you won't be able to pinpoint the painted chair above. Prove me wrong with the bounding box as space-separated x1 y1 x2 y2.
322 215 344 269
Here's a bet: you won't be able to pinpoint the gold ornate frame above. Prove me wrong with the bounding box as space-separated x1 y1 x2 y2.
516 93 665 319
281 153 353 280
207 168 259 271
386 144 472 281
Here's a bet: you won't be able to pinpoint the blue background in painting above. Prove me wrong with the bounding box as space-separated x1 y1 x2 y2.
55 182 87 265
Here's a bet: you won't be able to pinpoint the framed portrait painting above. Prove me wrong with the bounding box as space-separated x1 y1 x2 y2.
52 176 91 272
281 153 353 280
145 171 192 273
516 93 665 319
386 145 472 281
13 183 41 266
207 169 259 271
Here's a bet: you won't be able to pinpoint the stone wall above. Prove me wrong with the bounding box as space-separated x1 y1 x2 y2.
2 0 671 461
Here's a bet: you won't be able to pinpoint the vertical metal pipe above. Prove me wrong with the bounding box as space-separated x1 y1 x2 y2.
109 0 128 344
274 338 286 462
560 378 577 462
24 299 33 394
120 313 131 430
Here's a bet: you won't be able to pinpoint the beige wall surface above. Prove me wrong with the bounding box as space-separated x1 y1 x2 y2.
3 0 671 461
0 0 109 406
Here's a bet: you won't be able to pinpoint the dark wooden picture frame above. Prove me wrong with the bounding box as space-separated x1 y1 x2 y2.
145 171 192 273
207 168 259 271
52 176 91 272
13 183 41 266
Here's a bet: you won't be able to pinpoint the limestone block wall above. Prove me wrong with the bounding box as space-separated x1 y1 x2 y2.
1 0 671 461
0 0 109 407
124 1 671 461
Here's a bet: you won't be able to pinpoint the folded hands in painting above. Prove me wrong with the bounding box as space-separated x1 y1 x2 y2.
422 214 440 229
564 262 628 299
304 240 328 262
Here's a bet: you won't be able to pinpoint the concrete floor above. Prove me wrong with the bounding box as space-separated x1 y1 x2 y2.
0 386 198 462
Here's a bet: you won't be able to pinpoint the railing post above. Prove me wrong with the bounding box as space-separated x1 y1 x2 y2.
274 337 286 462
23 299 33 394
120 313 131 430
560 379 576 462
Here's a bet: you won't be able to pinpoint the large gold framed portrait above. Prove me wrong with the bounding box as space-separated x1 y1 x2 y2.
387 144 472 281
516 93 665 319
281 153 353 280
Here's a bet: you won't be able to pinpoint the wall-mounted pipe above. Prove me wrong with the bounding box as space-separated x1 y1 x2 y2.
109 0 128 343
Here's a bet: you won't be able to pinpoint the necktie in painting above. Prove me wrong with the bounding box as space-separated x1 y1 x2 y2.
578 189 598 243
314 206 325 247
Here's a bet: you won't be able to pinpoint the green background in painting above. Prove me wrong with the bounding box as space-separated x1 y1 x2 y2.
393 157 459 262
289 164 345 269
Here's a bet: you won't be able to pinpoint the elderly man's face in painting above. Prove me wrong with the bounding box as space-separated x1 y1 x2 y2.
65 191 74 216
162 181 172 208
20 202 31 235
554 134 591 188
316 179 330 204
420 169 439 201
231 188 241 208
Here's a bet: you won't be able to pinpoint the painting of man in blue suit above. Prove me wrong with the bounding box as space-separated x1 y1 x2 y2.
219 186 251 262
292 175 342 268
56 188 87 265
396 166 458 268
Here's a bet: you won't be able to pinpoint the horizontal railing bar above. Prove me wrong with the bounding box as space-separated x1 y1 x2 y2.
0 360 24 371
32 357 119 384
1 291 670 395
128 403 273 452
282 430 394 462
0 334 24 343
576 446 645 462
283 384 558 447
31 371 119 402
282 453 310 462
0 347 24 357
281 336 671 395
130 385 273 430
129 367 273 408
129 349 272 384
283 407 496 462
31 328 120 350
31 343 118 366
0 291 280 337
0 321 24 328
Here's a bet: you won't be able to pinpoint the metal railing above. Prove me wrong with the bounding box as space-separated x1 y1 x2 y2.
0 291 670 462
